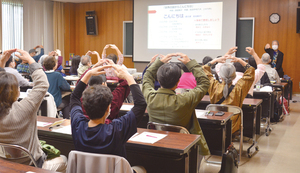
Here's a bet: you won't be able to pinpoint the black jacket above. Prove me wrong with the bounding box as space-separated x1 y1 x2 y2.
264 48 284 77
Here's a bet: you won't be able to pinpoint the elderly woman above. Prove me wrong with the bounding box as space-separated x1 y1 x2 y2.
203 52 255 134
0 49 67 172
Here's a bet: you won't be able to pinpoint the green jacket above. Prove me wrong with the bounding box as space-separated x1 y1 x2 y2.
142 59 210 155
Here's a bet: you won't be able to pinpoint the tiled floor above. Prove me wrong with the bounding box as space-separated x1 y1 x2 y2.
200 95 300 173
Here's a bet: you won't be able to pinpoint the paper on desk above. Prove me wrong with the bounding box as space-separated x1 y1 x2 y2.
37 121 52 127
51 125 72 135
120 104 134 111
129 132 167 144
259 86 272 92
195 110 210 118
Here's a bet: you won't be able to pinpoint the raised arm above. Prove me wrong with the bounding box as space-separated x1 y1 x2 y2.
110 44 123 65
101 44 110 59
246 47 265 84
33 45 44 62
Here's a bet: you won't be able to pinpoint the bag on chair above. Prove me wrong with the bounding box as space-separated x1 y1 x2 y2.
219 144 238 173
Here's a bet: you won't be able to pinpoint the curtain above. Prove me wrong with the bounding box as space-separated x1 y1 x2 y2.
53 1 64 63
2 0 23 51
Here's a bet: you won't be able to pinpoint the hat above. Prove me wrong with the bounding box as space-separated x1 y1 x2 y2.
29 49 37 54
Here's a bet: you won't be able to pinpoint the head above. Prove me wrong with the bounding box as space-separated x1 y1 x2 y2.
81 55 92 66
178 62 189 72
106 54 118 64
272 40 279 51
202 56 213 65
248 56 257 69
70 55 81 74
5 56 15 68
43 56 57 71
157 62 181 89
0 72 19 117
88 74 107 86
39 55 48 66
233 61 245 73
261 53 271 64
82 85 113 120
219 63 236 98
29 49 37 57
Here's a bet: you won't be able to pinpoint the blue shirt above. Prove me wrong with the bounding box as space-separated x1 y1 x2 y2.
45 71 70 107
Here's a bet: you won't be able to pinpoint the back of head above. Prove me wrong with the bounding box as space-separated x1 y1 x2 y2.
261 53 270 64
107 54 118 64
157 62 181 89
81 55 91 66
219 63 236 98
39 55 48 66
82 85 113 120
202 56 213 65
43 56 56 70
0 72 19 116
233 62 245 73
178 62 189 72
70 55 81 74
88 74 107 86
5 56 13 67
248 56 257 69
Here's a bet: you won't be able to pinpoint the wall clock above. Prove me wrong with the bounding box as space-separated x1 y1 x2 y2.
269 13 280 24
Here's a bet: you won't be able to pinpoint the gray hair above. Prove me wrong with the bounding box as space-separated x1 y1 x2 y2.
219 63 236 98
81 55 91 65
261 53 270 64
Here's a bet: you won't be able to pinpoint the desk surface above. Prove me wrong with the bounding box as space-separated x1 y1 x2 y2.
201 95 263 107
0 159 56 173
37 116 200 155
196 110 234 122
63 75 79 81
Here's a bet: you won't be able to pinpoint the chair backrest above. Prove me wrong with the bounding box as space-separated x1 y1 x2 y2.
67 150 133 173
147 122 190 134
0 143 38 167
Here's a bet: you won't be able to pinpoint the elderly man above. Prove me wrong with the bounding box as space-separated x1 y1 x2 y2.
261 53 280 84
29 45 44 62
77 55 92 78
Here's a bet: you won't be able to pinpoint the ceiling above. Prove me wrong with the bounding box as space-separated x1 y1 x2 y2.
52 0 119 3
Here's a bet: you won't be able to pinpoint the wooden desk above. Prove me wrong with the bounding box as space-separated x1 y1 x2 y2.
196 110 233 156
0 159 57 173
37 117 200 173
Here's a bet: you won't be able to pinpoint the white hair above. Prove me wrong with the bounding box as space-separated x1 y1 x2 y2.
261 53 270 64
219 63 236 98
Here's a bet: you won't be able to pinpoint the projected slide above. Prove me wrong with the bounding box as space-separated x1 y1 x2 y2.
148 2 223 50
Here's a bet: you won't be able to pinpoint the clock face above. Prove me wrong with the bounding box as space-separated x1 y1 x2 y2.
270 13 280 24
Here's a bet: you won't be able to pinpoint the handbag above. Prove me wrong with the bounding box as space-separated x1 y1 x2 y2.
219 143 238 173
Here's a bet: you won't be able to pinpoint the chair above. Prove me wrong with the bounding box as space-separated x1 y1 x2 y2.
147 121 190 134
67 150 146 173
0 143 38 167
205 104 243 164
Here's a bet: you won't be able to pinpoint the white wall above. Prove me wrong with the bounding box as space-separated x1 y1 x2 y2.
23 0 53 54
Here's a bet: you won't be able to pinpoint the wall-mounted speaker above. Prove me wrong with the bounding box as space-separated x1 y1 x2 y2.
297 8 300 33
86 11 98 35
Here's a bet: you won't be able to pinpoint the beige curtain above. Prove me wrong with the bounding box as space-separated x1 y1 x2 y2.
53 1 64 63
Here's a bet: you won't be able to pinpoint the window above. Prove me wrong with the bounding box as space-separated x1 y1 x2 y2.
2 0 23 51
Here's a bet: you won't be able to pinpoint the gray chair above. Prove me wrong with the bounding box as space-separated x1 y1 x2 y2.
147 121 190 134
67 150 146 173
0 142 38 167
205 104 243 164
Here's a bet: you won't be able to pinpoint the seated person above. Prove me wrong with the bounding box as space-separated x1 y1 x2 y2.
248 56 271 85
142 54 161 90
43 56 71 119
70 63 147 158
142 53 210 169
29 45 44 63
4 56 32 87
69 55 81 75
203 56 219 81
102 44 125 80
231 47 265 97
77 55 92 78
54 51 66 77
80 61 131 124
175 62 196 94
0 49 67 172
203 52 254 134
261 53 281 84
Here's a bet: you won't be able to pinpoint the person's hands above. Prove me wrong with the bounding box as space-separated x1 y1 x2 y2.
105 59 115 66
159 54 174 63
92 59 110 69
225 47 238 55
92 51 99 55
104 44 110 49
112 65 130 79
48 51 55 56
0 49 17 68
150 54 159 64
226 55 240 63
55 49 61 56
245 47 256 55
85 50 92 56
211 56 227 64
15 49 35 65
177 53 190 64
39 45 44 49
109 44 118 50
88 65 112 76
265 43 270 49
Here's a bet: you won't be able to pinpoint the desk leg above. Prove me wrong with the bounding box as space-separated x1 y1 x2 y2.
246 107 258 158
256 105 262 135
188 145 198 173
